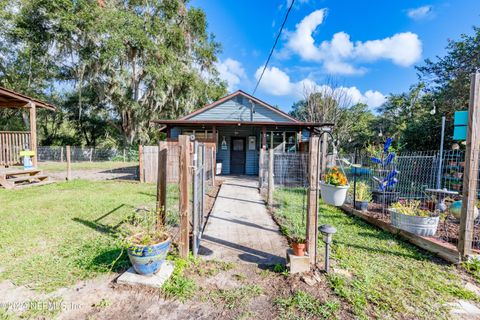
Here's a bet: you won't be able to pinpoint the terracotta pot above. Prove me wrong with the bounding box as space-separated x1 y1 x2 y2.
292 242 306 256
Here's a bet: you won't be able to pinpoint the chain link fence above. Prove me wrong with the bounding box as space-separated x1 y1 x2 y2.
37 146 140 181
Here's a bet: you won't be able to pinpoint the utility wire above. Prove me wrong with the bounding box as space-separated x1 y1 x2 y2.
252 0 295 95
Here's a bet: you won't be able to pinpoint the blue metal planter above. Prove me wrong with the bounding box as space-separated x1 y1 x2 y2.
127 237 171 276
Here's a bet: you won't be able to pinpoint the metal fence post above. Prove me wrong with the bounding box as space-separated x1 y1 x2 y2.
353 149 358 208
306 136 320 266
268 148 274 206
192 140 199 257
201 144 206 223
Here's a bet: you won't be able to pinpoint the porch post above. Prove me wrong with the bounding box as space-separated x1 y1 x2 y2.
212 125 217 143
259 126 267 188
29 102 37 167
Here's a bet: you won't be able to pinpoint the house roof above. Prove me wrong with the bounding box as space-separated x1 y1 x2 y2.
179 90 300 123
0 86 56 111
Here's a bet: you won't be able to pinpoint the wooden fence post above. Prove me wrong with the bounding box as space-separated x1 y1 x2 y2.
66 145 72 181
306 136 320 265
156 141 167 228
29 102 37 167
60 147 64 163
459 72 480 257
267 148 274 206
211 147 215 186
178 135 191 258
139 145 144 183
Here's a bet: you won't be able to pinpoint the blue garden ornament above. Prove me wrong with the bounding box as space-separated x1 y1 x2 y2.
371 138 398 192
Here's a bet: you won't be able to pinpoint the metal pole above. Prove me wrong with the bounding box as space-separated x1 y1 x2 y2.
192 140 199 257
325 242 331 273
436 116 446 189
353 149 358 209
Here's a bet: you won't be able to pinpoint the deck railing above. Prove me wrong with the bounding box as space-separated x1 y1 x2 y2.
0 131 31 166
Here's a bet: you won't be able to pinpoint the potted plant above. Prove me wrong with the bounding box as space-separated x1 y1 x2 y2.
319 167 349 206
389 200 441 236
353 182 372 211
291 236 306 256
125 208 171 276
369 138 400 205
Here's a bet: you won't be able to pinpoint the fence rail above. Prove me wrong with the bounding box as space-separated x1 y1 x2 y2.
0 131 31 166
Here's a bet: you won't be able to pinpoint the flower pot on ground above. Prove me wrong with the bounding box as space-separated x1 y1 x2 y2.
291 237 306 256
355 200 369 211
320 167 349 206
351 182 372 212
124 208 172 276
389 200 441 236
127 233 171 275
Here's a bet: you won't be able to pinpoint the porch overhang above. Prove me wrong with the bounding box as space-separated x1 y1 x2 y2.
153 120 333 132
0 87 56 110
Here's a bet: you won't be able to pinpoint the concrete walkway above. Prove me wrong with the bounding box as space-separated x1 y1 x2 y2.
198 176 288 266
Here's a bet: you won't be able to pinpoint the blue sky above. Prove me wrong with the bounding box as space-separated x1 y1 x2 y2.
191 0 480 113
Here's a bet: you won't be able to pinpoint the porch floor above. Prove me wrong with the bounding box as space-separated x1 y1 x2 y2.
198 176 288 266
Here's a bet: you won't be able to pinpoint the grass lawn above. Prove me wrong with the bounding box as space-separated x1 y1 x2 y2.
0 180 178 292
274 187 479 319
38 161 138 172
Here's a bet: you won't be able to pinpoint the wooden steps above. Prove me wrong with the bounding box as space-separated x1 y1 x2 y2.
0 168 54 189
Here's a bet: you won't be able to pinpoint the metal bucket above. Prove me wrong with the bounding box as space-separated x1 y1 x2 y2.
389 209 439 236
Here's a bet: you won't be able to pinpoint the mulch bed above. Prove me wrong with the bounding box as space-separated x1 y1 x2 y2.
352 202 480 251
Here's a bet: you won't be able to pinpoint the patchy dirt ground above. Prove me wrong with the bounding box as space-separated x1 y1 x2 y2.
46 167 139 182
0 260 356 320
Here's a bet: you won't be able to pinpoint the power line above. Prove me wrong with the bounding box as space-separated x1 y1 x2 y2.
252 0 295 95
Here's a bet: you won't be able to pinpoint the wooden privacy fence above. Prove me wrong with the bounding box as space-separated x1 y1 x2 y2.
140 141 216 184
0 131 31 166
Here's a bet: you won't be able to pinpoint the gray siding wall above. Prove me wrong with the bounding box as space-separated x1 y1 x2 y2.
170 126 300 175
188 95 292 122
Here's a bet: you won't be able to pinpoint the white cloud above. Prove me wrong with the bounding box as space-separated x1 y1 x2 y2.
254 66 293 96
216 58 246 92
254 66 386 108
285 9 422 74
407 5 433 20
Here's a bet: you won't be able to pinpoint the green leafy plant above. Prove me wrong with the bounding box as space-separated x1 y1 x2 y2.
390 200 432 217
290 225 306 244
350 182 372 202
124 208 170 247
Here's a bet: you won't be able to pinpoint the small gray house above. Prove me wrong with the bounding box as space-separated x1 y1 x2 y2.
155 90 325 175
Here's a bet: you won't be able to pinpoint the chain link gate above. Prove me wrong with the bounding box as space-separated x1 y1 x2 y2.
192 140 206 257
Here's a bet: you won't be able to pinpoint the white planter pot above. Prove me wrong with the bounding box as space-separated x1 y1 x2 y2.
319 182 349 206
